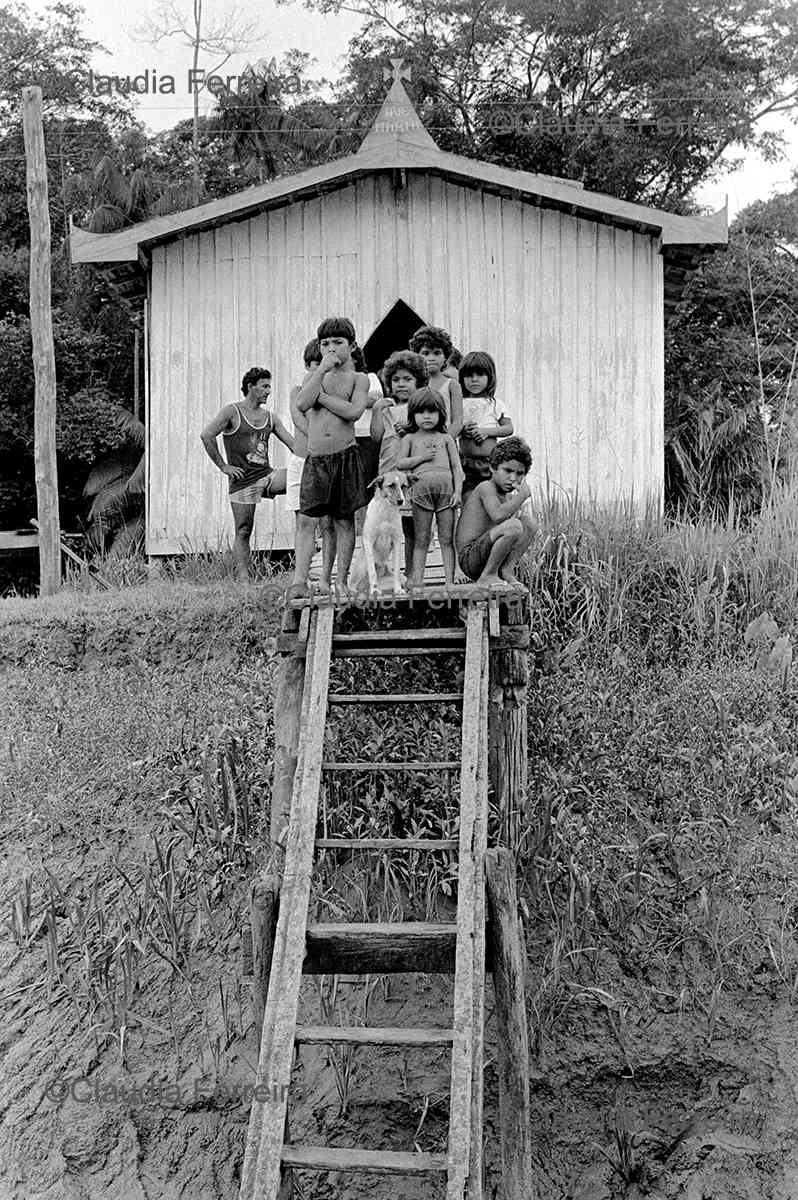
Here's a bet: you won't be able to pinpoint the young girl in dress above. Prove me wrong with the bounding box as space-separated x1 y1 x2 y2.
396 387 464 590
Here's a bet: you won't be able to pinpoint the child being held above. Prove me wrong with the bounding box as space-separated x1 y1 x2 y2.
408 325 463 438
455 436 536 590
458 350 513 497
396 387 464 590
371 350 428 579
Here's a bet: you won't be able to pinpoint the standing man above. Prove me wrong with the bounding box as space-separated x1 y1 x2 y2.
201 367 293 582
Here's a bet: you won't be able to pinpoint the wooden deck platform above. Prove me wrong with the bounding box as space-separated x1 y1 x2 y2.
295 536 527 611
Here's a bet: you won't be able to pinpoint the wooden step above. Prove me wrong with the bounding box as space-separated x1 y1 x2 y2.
322 760 459 772
333 628 465 644
333 645 466 658
295 1025 454 1046
281 1145 446 1174
327 692 463 704
303 922 457 974
315 837 458 851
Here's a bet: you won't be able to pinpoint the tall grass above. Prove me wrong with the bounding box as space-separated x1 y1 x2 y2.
528 478 798 653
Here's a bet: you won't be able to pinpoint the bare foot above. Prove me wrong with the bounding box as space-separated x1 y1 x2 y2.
499 571 527 593
286 581 311 603
335 581 352 605
315 580 332 596
453 569 469 585
477 573 506 590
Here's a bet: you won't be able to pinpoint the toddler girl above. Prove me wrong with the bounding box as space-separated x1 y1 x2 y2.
396 387 464 589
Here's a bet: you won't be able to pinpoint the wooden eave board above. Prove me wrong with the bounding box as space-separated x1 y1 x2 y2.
70 143 726 266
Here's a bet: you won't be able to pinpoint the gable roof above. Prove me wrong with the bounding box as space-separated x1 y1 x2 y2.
70 72 727 318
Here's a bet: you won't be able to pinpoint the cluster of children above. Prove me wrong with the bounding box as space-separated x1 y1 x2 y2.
201 316 535 596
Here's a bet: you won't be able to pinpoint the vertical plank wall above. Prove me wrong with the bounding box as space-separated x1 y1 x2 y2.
147 174 664 552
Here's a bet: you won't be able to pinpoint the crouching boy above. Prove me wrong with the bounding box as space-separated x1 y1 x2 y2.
289 317 369 600
455 436 536 589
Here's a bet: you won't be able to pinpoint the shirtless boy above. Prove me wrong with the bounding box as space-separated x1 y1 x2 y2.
289 317 369 600
455 436 536 589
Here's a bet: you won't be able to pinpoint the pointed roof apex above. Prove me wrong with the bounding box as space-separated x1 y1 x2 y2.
357 59 439 156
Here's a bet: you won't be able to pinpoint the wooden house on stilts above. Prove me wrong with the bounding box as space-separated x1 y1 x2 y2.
72 63 727 555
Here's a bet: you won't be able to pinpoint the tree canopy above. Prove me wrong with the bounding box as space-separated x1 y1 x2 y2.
304 0 798 207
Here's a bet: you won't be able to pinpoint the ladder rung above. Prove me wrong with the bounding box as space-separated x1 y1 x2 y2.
304 922 457 974
322 761 459 771
295 1025 454 1046
316 837 458 851
327 692 463 704
333 628 465 643
281 1145 447 1174
333 645 465 657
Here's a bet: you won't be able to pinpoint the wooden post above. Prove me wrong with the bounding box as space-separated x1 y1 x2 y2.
250 872 279 1034
22 85 60 597
271 651 306 863
488 647 529 851
486 848 533 1200
133 326 141 422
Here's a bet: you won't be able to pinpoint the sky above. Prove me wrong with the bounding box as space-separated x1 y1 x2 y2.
28 0 798 218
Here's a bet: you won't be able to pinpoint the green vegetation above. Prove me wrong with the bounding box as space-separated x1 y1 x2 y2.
2 497 798 1190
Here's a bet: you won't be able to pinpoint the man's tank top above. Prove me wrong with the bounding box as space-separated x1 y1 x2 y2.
223 404 273 494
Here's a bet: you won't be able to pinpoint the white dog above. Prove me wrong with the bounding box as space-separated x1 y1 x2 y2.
350 470 408 596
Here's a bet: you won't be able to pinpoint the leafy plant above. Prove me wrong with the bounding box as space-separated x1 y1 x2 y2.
83 403 145 554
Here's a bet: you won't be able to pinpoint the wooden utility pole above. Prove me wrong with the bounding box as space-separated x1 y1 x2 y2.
22 85 60 596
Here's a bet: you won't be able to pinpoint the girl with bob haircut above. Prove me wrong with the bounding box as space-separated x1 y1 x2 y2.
396 386 464 590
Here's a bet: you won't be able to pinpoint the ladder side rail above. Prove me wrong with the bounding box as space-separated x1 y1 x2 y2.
468 623 489 1199
239 606 334 1200
447 602 487 1200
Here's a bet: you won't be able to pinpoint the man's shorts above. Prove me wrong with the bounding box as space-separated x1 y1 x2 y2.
458 529 495 581
285 454 304 514
230 472 278 506
300 443 367 518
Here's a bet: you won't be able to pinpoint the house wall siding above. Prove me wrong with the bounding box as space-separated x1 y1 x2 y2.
147 173 663 552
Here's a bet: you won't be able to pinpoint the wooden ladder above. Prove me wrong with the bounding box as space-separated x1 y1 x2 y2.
239 601 490 1200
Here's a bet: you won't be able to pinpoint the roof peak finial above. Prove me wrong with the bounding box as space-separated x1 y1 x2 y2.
383 57 411 85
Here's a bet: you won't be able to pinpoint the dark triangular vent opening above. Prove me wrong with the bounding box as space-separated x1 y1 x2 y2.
362 299 427 374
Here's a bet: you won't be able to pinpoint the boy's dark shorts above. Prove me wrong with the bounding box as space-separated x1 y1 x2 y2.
300 443 366 517
458 530 495 580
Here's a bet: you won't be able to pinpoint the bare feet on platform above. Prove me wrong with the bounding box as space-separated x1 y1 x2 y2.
286 581 311 603
499 571 528 594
